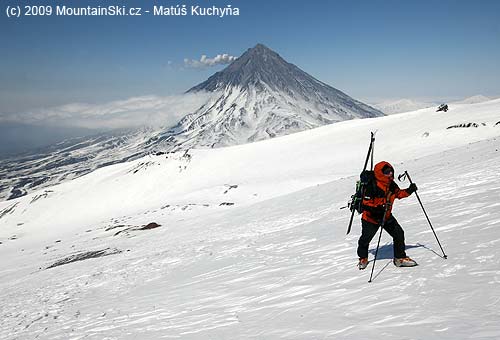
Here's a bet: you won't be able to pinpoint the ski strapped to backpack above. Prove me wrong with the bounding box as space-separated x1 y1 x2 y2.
346 131 377 235
349 170 375 214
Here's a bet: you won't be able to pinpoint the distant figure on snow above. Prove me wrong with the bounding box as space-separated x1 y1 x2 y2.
357 161 418 270
436 103 449 112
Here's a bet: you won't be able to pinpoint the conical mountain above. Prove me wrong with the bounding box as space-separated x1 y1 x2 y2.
0 44 382 201
188 43 312 92
156 43 383 149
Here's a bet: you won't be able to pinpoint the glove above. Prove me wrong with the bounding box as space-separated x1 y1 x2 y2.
407 183 418 195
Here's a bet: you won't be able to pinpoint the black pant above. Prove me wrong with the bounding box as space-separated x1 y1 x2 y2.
357 215 407 259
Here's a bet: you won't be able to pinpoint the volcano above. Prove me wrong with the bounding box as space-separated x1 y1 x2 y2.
1 44 383 201
150 43 383 149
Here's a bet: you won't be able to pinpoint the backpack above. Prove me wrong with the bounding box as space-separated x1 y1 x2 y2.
349 170 376 214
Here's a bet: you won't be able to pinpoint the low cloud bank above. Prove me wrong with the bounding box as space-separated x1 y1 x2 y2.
0 92 214 130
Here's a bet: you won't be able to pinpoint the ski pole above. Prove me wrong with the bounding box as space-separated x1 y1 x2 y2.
399 171 448 259
347 132 376 235
368 200 391 283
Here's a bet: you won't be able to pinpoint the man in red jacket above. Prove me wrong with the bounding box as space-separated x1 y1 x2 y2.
357 161 418 269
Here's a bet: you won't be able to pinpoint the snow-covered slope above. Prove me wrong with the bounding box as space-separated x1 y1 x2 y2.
1 99 500 339
0 44 381 202
151 44 383 149
0 127 161 201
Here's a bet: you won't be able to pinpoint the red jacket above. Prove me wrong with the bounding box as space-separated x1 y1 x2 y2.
361 161 411 224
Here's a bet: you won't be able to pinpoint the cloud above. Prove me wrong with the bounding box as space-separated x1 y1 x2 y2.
184 53 236 68
0 92 215 130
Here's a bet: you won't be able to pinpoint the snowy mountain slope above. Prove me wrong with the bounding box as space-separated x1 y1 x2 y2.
0 44 381 202
149 44 383 150
1 98 498 238
0 127 163 202
0 99 500 339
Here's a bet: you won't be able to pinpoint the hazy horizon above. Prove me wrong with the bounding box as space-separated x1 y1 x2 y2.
1 0 499 156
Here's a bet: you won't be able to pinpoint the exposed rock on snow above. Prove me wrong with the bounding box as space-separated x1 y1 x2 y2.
447 122 480 129
113 222 162 236
46 248 122 269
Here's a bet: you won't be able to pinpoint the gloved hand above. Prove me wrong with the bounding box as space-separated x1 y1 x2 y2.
407 183 418 195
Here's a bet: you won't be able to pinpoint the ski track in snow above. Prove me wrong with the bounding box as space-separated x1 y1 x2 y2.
1 139 500 335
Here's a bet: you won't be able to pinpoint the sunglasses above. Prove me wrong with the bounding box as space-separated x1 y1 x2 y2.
382 167 394 175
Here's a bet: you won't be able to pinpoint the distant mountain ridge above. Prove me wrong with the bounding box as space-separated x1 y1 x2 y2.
453 95 491 105
373 99 437 115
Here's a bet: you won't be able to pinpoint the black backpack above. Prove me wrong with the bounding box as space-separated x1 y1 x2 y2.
349 170 376 214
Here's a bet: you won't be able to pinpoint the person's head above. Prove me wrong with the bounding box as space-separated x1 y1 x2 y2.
374 161 394 185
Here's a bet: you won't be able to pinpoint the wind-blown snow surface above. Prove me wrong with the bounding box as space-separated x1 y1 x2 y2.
1 99 500 339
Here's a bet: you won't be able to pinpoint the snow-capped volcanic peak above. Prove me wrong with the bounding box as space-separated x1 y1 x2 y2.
189 43 337 95
164 44 383 149
0 44 381 201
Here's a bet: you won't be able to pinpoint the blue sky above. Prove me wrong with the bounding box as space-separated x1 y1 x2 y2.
1 0 500 113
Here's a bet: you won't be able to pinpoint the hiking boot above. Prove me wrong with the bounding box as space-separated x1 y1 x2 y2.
393 257 418 267
358 257 369 270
